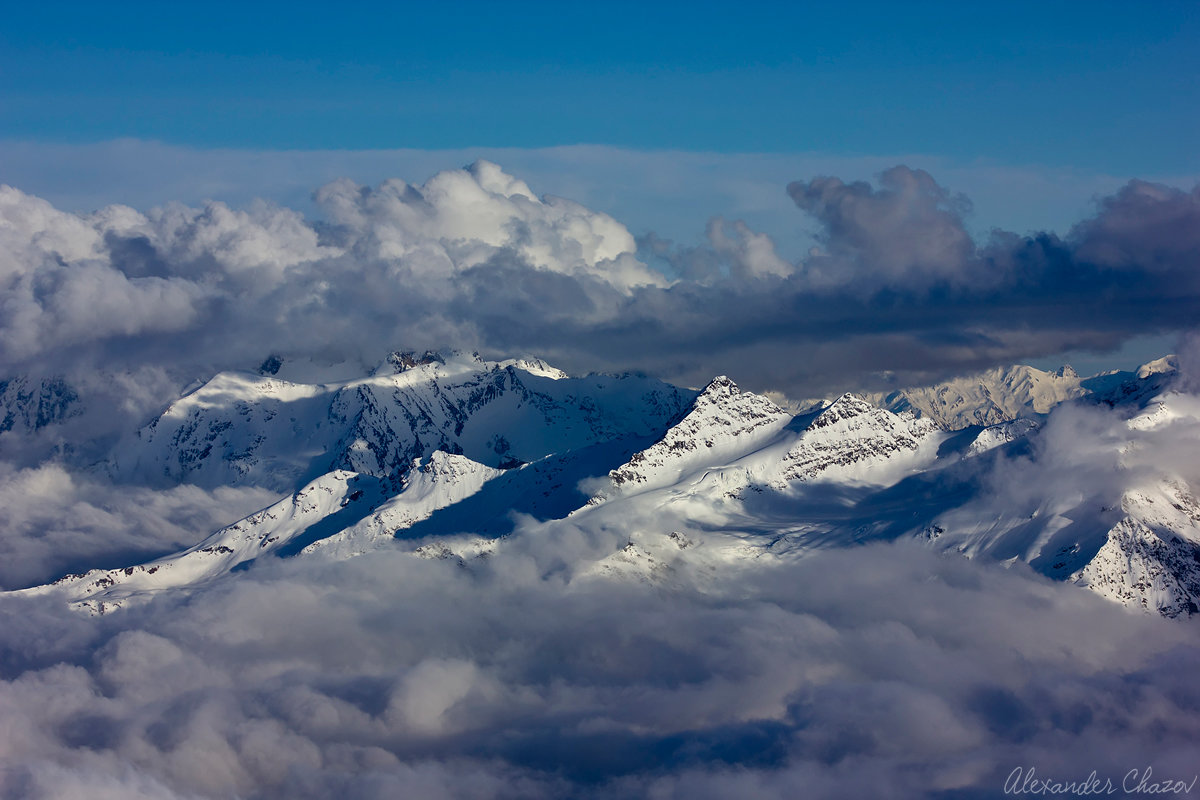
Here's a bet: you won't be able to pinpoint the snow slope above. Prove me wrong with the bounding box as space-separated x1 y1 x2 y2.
18 469 385 613
921 391 1200 617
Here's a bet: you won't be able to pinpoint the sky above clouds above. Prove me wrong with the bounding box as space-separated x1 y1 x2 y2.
2 1 1198 173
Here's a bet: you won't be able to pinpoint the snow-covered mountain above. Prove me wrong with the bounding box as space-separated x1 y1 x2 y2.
867 358 1178 429
10 351 1200 618
1077 479 1200 618
109 350 692 492
922 389 1200 617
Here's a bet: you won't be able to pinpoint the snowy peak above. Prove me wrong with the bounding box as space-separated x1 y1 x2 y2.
778 394 940 484
114 370 336 491
331 358 691 481
700 374 739 396
810 392 877 429
374 349 449 375
115 354 693 492
874 365 1084 429
305 451 505 560
692 375 786 420
604 376 791 493
965 418 1040 457
1138 355 1178 380
497 357 569 380
599 384 942 509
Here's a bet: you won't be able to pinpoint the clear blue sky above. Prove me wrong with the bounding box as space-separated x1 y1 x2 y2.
2 1 1197 174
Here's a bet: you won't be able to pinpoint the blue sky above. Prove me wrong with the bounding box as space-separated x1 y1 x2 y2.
2 1 1197 174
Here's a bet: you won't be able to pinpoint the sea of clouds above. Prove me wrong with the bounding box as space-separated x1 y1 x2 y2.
3 526 1199 799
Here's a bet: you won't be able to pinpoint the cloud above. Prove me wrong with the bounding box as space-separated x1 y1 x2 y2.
1 533 1197 799
0 462 277 590
2 162 1199 430
9 141 1196 250
312 160 662 290
787 166 976 290
1071 180 1200 275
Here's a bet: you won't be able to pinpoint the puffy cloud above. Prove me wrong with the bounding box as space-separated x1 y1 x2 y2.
140 200 334 284
701 218 795 281
0 186 107 274
0 162 664 388
787 166 977 290
313 160 661 289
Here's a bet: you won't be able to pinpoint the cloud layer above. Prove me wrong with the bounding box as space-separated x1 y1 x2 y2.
2 529 1198 799
2 162 1198 439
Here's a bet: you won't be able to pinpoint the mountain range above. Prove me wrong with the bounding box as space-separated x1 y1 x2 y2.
5 350 1198 618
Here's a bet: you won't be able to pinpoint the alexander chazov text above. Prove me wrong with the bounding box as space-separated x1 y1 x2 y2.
1005 766 1198 795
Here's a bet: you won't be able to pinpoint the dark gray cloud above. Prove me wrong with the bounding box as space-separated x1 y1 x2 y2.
1072 180 1200 274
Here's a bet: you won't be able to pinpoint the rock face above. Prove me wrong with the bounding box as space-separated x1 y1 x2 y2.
12 352 1200 618
0 375 79 433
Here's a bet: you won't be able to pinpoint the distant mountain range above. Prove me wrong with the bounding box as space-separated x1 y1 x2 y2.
6 351 1197 617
